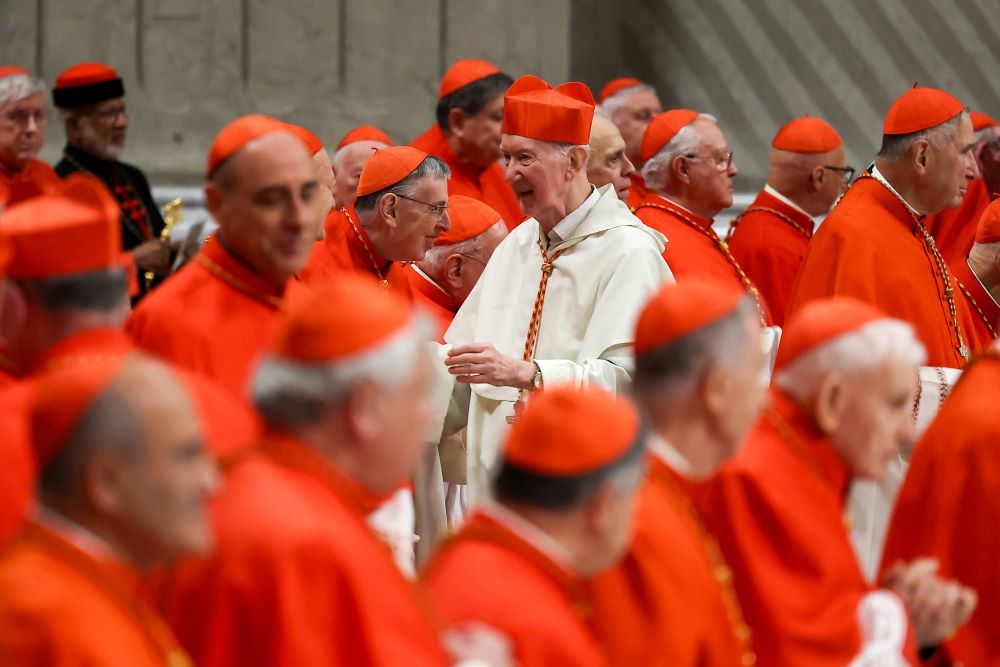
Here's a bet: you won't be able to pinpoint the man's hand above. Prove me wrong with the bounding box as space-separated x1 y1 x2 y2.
445 343 536 390
882 558 978 647
131 239 171 274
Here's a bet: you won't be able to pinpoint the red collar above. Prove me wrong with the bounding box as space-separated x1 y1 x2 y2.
433 510 592 618
640 192 716 231
196 235 289 308
768 389 852 501
336 206 395 276
853 176 920 233
33 328 133 373
750 189 816 236
258 430 391 516
406 266 459 313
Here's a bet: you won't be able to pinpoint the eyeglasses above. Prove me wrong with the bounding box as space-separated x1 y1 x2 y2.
454 252 486 266
684 151 734 171
395 193 449 218
823 165 856 182
3 108 45 129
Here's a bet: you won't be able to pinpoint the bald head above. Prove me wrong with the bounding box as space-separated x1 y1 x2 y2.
333 140 390 209
767 143 848 217
38 354 217 569
588 115 635 201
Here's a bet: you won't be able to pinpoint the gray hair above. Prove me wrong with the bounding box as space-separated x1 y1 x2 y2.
597 83 658 121
354 155 451 213
634 297 753 399
422 219 505 268
641 113 717 189
774 319 927 403
877 111 967 161
16 268 129 313
0 72 46 109
251 313 434 429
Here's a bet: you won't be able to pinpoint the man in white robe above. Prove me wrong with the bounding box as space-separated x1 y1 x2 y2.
432 75 674 501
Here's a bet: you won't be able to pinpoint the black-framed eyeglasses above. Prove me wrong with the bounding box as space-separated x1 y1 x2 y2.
823 165 856 182
684 151 734 171
395 193 449 218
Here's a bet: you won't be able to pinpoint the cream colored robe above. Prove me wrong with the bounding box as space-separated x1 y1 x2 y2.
432 185 674 500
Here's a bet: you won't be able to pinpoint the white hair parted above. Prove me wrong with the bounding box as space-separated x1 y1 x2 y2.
0 72 46 110
251 312 435 428
597 83 658 120
774 319 927 403
640 113 717 190
421 219 505 270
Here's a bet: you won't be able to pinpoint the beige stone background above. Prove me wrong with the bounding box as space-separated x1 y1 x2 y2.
2 0 999 190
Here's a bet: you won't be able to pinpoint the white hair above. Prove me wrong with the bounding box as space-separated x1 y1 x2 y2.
251 313 434 428
640 113 717 189
597 83 658 120
552 140 591 160
422 219 505 269
0 73 46 109
774 319 927 402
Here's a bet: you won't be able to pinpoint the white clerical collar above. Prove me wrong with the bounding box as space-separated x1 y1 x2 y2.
479 501 576 572
870 165 923 217
648 433 695 476
410 264 450 296
763 184 816 221
548 186 600 245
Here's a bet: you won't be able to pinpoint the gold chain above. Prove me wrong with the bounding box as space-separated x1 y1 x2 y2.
345 208 390 288
195 253 283 309
855 174 969 363
506 237 566 424
651 460 756 666
635 200 768 327
728 206 812 241
955 277 997 340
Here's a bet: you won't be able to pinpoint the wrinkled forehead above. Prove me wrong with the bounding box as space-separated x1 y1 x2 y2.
500 133 549 155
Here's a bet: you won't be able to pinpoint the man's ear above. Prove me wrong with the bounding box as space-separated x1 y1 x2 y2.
810 165 826 192
204 182 224 217
813 372 847 435
672 155 691 185
700 362 732 421
443 253 464 292
912 140 931 175
379 193 399 230
447 107 468 138
566 145 588 178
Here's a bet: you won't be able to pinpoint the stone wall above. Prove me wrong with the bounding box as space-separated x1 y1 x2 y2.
0 0 570 183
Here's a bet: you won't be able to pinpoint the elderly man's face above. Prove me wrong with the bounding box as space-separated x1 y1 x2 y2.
501 134 575 223
311 148 336 238
381 176 450 262
0 91 46 170
684 119 738 217
588 116 635 201
922 114 977 213
611 88 662 165
208 132 320 283
72 97 128 160
453 93 505 169
445 221 507 304
332 140 387 209
715 309 767 456
818 144 849 212
113 367 219 564
828 353 918 481
365 349 434 494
